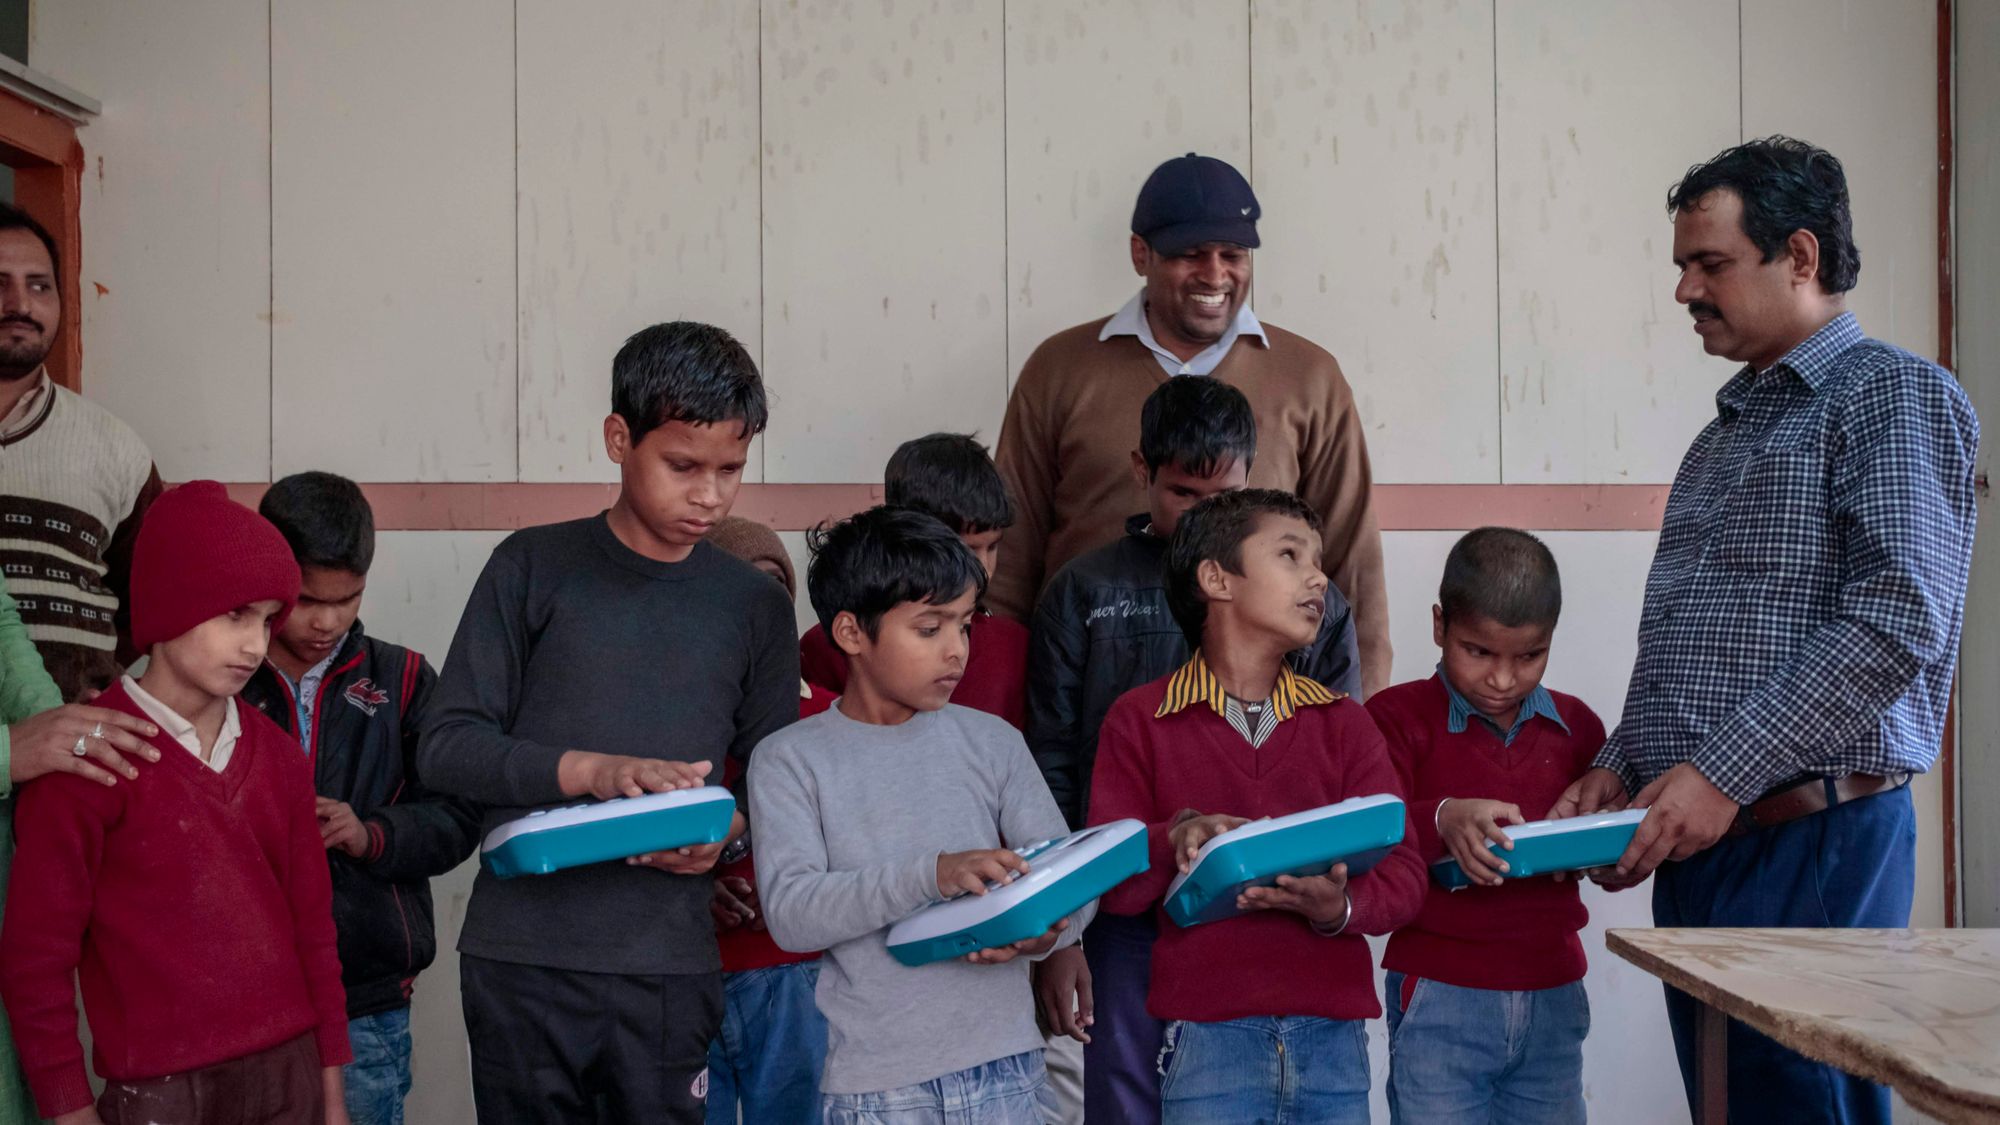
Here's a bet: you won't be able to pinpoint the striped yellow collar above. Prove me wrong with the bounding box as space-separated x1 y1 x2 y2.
1155 651 1343 722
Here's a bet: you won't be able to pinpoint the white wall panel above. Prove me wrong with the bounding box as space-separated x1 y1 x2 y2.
271 0 516 482
1252 0 1497 483
1003 0 1248 386
516 0 763 482
760 0 1007 480
1742 0 1937 359
31 0 273 481
1496 1 1741 484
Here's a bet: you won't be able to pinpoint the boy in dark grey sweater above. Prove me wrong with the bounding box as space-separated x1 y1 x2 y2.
420 323 800 1123
750 506 1086 1124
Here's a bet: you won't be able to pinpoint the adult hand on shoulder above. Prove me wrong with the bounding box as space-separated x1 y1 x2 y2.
558 751 711 800
1612 762 1739 883
936 848 1031 898
7 704 159 789
1168 813 1251 874
1238 863 1349 928
1439 799 1525 887
315 797 370 858
631 808 742 876
1546 767 1629 820
965 918 1067 966
1034 945 1094 1043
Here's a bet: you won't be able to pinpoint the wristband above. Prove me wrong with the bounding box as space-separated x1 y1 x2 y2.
1311 894 1354 937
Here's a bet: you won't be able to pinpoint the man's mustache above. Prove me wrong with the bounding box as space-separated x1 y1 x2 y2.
0 316 43 334
1688 302 1722 320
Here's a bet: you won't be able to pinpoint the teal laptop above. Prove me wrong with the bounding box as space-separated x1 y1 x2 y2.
1163 795 1406 928
481 786 737 879
1429 808 1647 889
886 819 1149 967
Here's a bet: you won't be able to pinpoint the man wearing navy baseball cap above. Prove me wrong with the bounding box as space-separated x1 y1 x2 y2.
993 152 1390 1124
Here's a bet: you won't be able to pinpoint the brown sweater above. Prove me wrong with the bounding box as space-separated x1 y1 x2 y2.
993 317 1391 695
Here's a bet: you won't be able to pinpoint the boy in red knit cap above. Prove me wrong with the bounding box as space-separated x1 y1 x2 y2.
1088 489 1424 1125
0 480 352 1125
1366 527 1606 1125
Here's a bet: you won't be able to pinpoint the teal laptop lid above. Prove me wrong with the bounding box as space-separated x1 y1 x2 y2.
481 786 737 879
1429 808 1646 889
1163 794 1406 928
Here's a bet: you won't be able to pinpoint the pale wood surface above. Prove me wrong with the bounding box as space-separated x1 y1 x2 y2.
1608 928 2000 1124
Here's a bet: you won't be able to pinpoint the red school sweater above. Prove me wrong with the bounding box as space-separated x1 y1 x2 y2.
1088 675 1426 1023
0 682 352 1118
716 680 836 973
800 612 1029 730
1368 675 1607 992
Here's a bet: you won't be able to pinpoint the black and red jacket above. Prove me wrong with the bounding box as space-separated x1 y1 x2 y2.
241 621 481 1019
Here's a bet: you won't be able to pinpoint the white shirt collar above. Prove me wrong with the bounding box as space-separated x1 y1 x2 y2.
0 366 52 438
1099 289 1267 377
123 674 242 773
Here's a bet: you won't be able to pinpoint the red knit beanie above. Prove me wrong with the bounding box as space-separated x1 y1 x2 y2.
130 481 303 652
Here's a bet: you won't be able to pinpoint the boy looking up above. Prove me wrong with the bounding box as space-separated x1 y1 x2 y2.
1089 489 1423 1125
243 472 481 1125
419 322 800 1123
0 481 352 1125
752 506 1085 1124
1367 528 1606 1125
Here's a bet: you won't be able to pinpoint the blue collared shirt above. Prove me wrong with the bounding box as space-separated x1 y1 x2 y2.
274 636 347 752
1595 313 1980 803
1439 667 1569 746
1100 289 1268 376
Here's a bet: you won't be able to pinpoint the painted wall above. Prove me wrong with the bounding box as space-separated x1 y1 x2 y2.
30 2 1947 1123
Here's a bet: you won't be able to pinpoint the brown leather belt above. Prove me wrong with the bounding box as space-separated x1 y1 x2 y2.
1727 772 1911 837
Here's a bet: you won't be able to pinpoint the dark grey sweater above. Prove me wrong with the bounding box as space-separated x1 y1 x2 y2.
419 515 799 975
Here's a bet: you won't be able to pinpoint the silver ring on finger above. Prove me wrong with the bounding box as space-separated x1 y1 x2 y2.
71 735 89 757
90 722 105 740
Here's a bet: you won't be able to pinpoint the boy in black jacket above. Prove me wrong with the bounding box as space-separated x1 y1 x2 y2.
1025 376 1361 1123
243 471 480 1125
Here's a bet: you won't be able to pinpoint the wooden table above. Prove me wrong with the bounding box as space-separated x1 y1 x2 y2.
1607 928 2000 1124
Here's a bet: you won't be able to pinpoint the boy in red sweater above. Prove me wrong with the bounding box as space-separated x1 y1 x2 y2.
800 433 1029 729
1367 527 1606 1125
1089 489 1424 1125
0 481 352 1125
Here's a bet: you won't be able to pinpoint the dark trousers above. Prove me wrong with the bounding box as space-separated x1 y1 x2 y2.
1653 784 1915 1125
461 953 723 1125
96 1033 322 1125
1082 911 1164 1123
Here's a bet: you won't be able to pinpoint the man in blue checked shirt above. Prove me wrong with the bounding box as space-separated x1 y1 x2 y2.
1550 137 1978 1124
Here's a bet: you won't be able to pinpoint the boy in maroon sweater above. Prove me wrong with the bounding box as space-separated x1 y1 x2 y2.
0 481 352 1125
1089 489 1424 1125
1367 528 1606 1125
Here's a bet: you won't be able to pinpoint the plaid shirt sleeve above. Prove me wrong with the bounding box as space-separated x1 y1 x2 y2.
1688 358 1979 803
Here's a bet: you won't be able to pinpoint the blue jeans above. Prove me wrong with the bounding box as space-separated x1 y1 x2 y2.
1157 1016 1369 1125
820 1050 1046 1124
1383 972 1588 1124
344 1007 413 1125
707 960 828 1125
1655 784 1914 1125
1081 911 1162 1123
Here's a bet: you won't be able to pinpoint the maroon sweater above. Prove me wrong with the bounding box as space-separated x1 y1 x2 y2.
1368 675 1607 991
0 682 351 1117
1089 674 1425 1022
800 612 1029 730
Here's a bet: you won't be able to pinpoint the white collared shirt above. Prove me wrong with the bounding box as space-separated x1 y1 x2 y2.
1099 290 1269 376
122 674 242 773
0 366 51 439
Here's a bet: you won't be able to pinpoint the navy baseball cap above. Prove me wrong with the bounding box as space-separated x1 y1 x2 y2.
1131 153 1261 256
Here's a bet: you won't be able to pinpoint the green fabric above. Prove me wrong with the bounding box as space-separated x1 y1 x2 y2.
0 579 67 1124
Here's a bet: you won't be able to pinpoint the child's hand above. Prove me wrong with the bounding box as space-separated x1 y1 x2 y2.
1238 864 1350 927
628 839 727 875
323 1066 350 1125
1439 798 1525 887
965 918 1067 965
936 848 1030 898
1546 767 1629 820
315 797 370 859
559 751 712 800
1168 813 1250 873
52 1108 105 1125
710 875 761 931
1034 945 1094 1043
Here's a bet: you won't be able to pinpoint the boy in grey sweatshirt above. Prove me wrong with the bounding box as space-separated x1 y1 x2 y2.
750 506 1088 1123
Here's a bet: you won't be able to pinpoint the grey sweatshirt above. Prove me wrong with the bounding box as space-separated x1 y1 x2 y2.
748 702 1088 1095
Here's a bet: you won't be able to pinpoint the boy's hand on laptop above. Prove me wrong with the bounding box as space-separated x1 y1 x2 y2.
1546 767 1629 820
1238 864 1349 927
7 704 159 788
1439 798 1525 887
1169 813 1251 873
936 848 1031 898
631 809 743 876
964 918 1068 966
559 750 711 800
1034 946 1094 1043
315 797 370 859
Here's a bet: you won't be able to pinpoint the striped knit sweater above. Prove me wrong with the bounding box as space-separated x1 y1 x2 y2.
0 379 160 701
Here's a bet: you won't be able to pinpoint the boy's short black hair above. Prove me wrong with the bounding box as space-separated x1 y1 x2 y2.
258 471 375 575
0 202 59 284
1140 375 1257 478
883 433 1013 534
1438 527 1562 629
612 321 768 444
1667 136 1859 294
806 505 988 640
1164 489 1321 647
